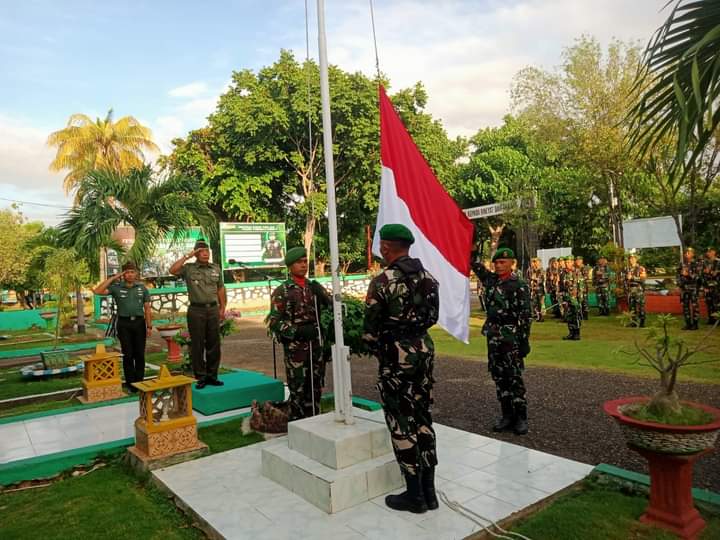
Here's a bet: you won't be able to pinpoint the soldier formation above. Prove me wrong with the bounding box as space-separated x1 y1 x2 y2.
678 246 720 329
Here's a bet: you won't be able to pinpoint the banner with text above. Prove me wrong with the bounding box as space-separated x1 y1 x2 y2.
219 222 287 271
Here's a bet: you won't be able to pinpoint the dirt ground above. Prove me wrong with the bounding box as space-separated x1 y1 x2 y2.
167 317 720 493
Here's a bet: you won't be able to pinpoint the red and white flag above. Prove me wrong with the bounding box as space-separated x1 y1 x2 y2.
373 86 474 342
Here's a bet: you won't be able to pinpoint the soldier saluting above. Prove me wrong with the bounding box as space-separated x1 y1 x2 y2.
471 245 532 435
267 247 331 420
363 224 440 514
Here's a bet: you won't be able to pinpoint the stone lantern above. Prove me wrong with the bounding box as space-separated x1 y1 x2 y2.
127 365 207 469
78 344 124 403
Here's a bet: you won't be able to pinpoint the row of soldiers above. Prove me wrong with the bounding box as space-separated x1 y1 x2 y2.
500 247 719 335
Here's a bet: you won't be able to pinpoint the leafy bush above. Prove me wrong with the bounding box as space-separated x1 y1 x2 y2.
320 296 368 357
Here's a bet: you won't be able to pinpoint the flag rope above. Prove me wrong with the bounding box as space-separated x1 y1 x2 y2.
368 0 381 80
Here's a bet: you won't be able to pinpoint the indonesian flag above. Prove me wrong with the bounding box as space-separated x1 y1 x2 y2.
373 86 474 343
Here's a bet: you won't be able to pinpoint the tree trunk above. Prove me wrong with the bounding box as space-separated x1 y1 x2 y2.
304 214 316 272
75 287 86 334
315 260 327 276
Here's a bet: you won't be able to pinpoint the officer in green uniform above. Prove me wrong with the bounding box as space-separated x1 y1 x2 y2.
677 247 701 330
624 255 647 328
592 256 613 316
267 247 331 420
560 256 581 340
170 239 227 388
93 262 152 390
702 247 719 325
472 246 532 435
363 224 440 514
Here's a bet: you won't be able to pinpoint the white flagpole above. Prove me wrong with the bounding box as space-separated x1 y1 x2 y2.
316 0 354 424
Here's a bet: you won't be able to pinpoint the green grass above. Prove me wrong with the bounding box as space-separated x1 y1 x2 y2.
0 461 204 540
511 480 720 539
431 312 720 385
198 417 264 454
626 403 715 426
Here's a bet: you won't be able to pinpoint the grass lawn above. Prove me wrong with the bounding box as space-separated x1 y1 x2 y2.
0 422 263 539
431 312 720 385
510 479 720 540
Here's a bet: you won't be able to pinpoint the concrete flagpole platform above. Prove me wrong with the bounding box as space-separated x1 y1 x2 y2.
152 407 594 540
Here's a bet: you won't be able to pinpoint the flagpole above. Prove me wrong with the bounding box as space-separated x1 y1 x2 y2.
317 0 354 424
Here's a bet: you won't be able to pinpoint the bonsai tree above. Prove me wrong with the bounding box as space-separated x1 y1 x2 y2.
626 313 718 419
41 248 90 349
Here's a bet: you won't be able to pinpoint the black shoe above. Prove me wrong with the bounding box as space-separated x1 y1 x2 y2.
385 472 428 514
421 466 438 510
692 322 699 330
514 416 528 435
563 332 578 340
195 380 207 389
206 377 224 386
493 399 515 432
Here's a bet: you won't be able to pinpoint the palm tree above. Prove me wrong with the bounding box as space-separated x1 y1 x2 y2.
47 110 160 195
58 166 217 271
628 0 720 173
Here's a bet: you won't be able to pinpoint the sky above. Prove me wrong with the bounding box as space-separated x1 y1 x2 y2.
0 0 669 225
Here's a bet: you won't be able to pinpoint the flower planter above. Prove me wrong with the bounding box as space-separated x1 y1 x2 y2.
157 324 183 362
604 397 720 539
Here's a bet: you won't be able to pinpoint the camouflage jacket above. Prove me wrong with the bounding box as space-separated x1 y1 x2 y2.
559 268 578 297
624 265 646 290
574 267 589 295
525 267 545 294
701 258 720 288
267 278 331 343
592 264 612 287
545 268 561 293
363 256 439 358
471 255 531 346
677 261 701 290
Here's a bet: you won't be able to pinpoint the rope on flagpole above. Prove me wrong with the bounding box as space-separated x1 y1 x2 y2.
368 0 381 80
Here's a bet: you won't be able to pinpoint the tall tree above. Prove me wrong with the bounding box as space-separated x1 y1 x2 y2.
47 110 160 195
162 51 465 269
0 207 39 292
58 166 217 272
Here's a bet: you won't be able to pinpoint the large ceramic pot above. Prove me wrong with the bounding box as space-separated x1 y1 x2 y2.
604 396 720 539
157 324 182 339
604 396 720 454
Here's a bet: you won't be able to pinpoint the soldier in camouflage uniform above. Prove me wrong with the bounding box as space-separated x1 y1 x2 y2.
624 255 647 328
546 257 562 318
702 247 719 325
267 247 331 420
363 224 440 514
471 246 532 436
677 247 701 330
525 257 546 322
592 256 612 316
574 256 590 320
559 256 581 340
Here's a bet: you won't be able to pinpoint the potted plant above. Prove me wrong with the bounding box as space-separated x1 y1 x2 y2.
604 314 720 538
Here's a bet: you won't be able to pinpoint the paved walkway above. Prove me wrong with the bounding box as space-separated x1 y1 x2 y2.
153 408 594 540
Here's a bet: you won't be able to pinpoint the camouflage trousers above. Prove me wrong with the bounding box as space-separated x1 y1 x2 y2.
563 296 581 333
282 339 326 420
596 286 610 314
549 290 562 318
377 342 437 477
581 292 589 319
705 286 719 322
681 288 700 327
627 287 646 325
487 338 527 417
531 290 545 321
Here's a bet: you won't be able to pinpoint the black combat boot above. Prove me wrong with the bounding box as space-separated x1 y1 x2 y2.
562 331 574 340
513 410 528 435
492 399 515 432
639 318 645 328
571 329 581 340
385 471 428 514
421 466 438 510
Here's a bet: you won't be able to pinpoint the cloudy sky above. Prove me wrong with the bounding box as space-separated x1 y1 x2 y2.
1 0 669 225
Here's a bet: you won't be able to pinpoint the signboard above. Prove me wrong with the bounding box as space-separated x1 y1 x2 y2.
220 222 286 270
105 227 206 278
463 199 519 220
623 216 682 249
537 247 573 269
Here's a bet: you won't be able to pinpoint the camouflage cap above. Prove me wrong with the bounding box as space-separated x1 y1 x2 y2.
492 247 515 261
284 246 307 266
379 223 415 245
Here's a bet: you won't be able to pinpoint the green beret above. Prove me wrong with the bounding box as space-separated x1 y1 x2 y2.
379 224 414 244
492 247 515 261
284 246 307 266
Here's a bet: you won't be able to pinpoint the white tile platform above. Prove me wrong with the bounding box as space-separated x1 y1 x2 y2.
153 408 594 540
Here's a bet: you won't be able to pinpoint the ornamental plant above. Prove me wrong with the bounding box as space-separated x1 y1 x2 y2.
623 313 718 423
